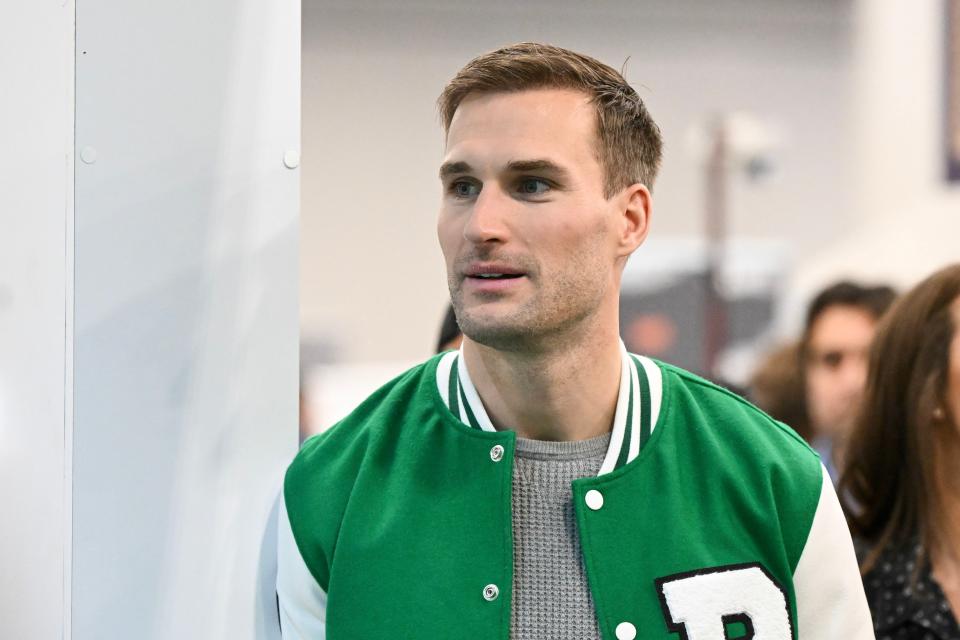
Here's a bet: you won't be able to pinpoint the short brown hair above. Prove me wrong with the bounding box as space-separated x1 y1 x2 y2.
840 264 960 574
437 42 663 197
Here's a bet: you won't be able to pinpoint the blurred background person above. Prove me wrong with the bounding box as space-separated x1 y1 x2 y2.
801 281 896 483
748 340 811 441
842 263 960 638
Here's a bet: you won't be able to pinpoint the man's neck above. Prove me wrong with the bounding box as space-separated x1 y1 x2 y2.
461 324 622 442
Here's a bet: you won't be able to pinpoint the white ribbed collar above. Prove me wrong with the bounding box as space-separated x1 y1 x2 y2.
434 341 663 476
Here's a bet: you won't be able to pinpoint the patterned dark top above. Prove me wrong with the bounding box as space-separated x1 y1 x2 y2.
863 542 960 639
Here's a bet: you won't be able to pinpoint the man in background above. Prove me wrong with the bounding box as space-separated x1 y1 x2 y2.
801 281 896 483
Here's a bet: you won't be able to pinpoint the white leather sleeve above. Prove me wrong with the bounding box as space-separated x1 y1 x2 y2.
276 491 327 639
793 464 875 639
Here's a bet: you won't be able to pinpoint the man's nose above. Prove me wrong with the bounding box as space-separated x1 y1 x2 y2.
463 187 511 244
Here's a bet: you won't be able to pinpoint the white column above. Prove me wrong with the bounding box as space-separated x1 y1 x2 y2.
0 0 299 637
72 0 299 638
0 3 75 639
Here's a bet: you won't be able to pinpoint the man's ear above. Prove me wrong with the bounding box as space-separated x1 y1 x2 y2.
616 183 652 257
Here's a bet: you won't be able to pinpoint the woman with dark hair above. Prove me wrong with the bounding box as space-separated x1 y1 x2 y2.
841 263 960 639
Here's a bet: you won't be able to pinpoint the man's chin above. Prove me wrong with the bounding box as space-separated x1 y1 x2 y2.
458 317 536 351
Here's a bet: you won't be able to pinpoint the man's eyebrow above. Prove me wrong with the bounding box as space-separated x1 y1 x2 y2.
439 161 472 180
438 158 572 181
505 159 570 179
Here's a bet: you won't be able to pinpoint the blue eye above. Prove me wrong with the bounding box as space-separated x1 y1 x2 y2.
451 181 480 198
518 178 550 195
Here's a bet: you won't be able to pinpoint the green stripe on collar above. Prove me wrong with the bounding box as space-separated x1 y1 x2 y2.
633 355 652 450
614 363 635 470
448 356 461 419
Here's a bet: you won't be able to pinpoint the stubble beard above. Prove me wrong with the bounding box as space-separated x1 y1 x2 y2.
449 253 609 354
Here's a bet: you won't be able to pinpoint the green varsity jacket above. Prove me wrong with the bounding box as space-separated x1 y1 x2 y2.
277 346 874 639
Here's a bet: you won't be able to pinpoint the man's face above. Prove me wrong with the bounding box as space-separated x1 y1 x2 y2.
805 305 877 439
437 88 636 350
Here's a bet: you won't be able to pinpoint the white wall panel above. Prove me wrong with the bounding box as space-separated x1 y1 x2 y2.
0 2 74 638
73 0 299 637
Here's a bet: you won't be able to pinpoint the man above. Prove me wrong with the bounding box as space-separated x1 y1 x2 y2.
801 281 896 484
278 43 873 639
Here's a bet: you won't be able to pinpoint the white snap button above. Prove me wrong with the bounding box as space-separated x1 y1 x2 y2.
615 621 636 640
490 444 504 462
80 146 98 164
482 584 499 601
283 149 300 169
585 489 604 510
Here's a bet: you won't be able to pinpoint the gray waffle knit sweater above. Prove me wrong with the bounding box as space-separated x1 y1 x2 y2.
510 432 610 640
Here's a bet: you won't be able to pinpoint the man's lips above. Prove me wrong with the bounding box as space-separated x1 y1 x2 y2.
463 263 526 278
461 263 528 291
462 274 526 293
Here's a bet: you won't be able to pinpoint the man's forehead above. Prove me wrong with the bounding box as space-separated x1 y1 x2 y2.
813 305 877 327
809 306 877 344
449 89 593 133
443 88 599 163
